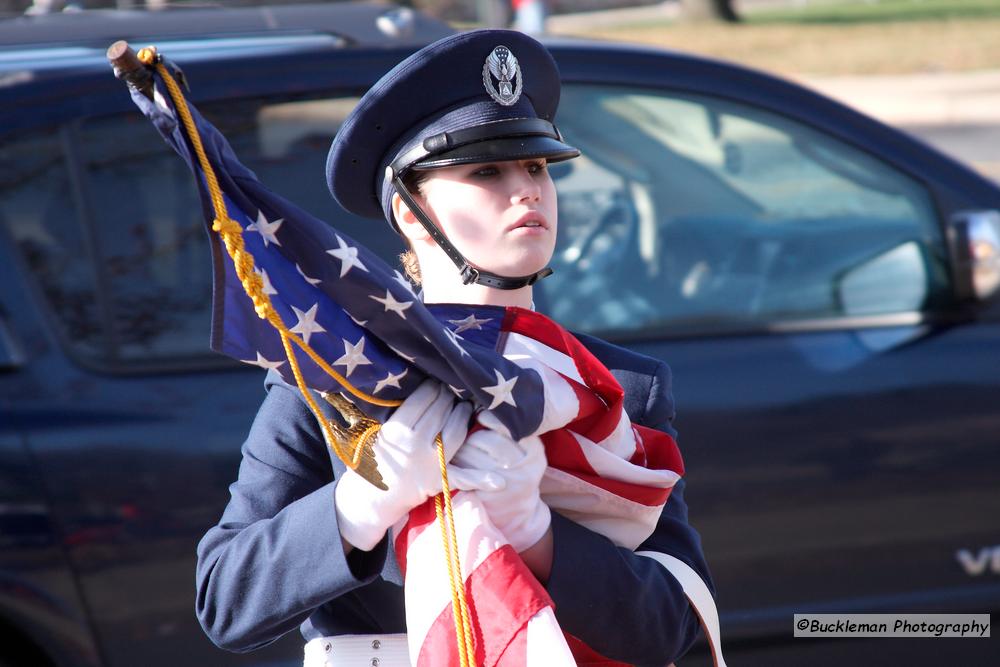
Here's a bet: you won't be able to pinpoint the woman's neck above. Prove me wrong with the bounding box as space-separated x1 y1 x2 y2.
417 254 534 309
420 277 534 309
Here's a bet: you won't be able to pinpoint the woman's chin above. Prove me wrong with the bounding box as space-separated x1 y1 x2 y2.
476 257 551 280
473 245 553 279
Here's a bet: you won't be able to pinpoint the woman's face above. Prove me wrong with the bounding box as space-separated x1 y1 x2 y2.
416 158 558 278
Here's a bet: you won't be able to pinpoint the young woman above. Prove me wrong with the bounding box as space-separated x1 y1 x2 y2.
196 29 715 667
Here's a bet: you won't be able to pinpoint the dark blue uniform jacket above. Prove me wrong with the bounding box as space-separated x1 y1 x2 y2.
195 333 714 666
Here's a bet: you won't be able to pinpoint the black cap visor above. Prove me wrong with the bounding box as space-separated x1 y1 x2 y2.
412 135 580 171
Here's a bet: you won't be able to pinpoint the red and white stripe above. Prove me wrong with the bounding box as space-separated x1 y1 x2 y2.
396 307 719 666
394 493 573 666
504 308 683 551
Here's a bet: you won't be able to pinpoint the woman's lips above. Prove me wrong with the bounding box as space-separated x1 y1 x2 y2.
505 211 549 233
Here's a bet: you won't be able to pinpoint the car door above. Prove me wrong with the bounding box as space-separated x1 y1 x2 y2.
0 85 338 667
0 39 448 666
539 46 1000 665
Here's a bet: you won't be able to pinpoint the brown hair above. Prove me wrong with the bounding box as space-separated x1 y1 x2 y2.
396 169 430 285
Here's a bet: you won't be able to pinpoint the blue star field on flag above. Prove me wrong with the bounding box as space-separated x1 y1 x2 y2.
128 67 546 438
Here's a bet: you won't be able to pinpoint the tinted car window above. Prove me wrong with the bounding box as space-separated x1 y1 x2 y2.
80 95 389 365
79 112 212 361
3 84 955 365
539 85 952 335
0 127 106 359
3 92 404 368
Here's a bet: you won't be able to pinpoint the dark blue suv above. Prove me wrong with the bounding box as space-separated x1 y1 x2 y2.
1 3 998 666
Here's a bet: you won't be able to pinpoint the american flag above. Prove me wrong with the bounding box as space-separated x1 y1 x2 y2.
131 76 552 440
129 66 720 666
393 306 687 665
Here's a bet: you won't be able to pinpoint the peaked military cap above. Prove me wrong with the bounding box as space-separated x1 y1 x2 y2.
326 29 580 226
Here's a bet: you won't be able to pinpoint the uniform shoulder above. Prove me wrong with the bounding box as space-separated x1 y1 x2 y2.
571 331 673 428
571 331 667 377
262 368 343 426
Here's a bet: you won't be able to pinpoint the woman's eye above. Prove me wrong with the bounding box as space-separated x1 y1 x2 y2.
527 161 547 174
472 166 499 178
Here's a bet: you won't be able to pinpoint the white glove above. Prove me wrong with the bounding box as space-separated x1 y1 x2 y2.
335 380 503 551
452 417 551 552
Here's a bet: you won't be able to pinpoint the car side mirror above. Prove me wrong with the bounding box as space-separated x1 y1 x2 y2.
0 315 25 371
948 210 1000 303
838 241 929 317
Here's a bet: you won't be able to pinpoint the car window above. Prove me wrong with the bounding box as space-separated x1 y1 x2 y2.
1 93 403 369
1 84 954 365
537 84 952 336
0 127 107 360
84 92 403 366
76 112 213 362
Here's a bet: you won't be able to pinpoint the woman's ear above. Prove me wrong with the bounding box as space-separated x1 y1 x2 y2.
392 191 431 243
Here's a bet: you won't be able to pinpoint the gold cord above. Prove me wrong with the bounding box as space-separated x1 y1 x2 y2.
436 437 477 666
147 49 475 663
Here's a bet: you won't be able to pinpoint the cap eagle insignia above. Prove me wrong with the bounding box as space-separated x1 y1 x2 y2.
483 45 523 106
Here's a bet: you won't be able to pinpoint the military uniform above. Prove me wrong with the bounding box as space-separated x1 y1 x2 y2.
195 28 718 667
196 333 712 666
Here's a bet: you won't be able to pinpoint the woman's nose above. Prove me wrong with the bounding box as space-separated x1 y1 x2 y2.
509 167 541 203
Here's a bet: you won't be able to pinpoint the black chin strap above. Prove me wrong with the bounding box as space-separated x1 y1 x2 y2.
392 175 553 290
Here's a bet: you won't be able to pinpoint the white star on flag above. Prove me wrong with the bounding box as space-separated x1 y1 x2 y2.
374 369 408 394
247 210 283 247
392 269 416 295
386 342 416 363
370 290 412 319
482 369 517 410
241 351 285 371
289 303 326 345
349 314 368 328
448 384 465 397
442 326 469 357
448 314 492 334
327 234 368 278
296 263 321 286
334 336 372 376
254 267 277 295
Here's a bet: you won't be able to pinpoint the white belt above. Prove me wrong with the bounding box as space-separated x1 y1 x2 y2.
303 634 410 667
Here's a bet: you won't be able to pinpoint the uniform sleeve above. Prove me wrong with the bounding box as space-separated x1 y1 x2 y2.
545 360 715 666
195 376 389 652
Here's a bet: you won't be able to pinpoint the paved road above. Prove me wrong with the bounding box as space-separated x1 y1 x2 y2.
548 3 1000 184
547 1 1000 182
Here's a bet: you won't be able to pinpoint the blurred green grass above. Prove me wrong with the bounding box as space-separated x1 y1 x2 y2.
749 0 1000 25
551 0 1000 75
